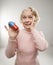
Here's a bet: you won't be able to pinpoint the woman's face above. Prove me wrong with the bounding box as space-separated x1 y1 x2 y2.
21 9 35 29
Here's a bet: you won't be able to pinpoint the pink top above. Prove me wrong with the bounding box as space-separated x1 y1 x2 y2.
5 29 48 65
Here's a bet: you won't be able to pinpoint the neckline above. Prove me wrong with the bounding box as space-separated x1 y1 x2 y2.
23 28 36 34
23 29 32 34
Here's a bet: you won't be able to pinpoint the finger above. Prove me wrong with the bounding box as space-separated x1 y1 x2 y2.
16 28 19 32
4 25 8 31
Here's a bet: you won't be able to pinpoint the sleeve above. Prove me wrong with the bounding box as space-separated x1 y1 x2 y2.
32 31 48 51
5 37 18 58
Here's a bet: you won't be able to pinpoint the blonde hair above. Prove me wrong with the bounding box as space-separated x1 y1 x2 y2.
20 7 40 26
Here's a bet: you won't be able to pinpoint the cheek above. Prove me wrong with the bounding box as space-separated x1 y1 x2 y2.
33 22 37 26
31 20 34 24
21 19 25 24
22 19 26 22
33 16 36 21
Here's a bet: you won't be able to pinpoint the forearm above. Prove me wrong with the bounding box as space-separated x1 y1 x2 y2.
34 35 48 51
5 38 18 58
31 31 48 51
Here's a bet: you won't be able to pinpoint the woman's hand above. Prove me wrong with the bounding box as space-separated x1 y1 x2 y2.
4 25 19 40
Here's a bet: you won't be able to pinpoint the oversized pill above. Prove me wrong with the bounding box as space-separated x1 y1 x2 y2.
8 21 19 31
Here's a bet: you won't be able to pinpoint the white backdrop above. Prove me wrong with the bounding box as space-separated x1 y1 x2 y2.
0 0 53 47
0 0 53 65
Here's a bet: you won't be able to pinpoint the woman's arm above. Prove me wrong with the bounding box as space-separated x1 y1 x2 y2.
31 31 48 51
5 38 18 58
4 25 19 58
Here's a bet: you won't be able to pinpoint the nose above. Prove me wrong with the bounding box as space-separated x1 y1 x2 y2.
25 20 29 24
25 18 29 22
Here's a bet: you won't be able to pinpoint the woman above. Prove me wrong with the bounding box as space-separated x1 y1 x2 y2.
5 7 48 65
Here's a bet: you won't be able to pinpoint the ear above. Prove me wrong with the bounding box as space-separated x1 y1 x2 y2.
33 16 36 22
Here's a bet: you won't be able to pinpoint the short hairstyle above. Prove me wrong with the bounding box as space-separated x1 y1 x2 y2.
20 7 40 26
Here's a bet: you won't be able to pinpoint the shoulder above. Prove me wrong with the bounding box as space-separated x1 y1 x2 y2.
34 29 44 34
34 30 45 37
18 29 24 33
38 31 45 38
17 29 25 36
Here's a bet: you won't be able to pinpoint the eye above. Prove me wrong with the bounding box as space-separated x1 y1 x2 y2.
29 16 33 19
22 16 26 19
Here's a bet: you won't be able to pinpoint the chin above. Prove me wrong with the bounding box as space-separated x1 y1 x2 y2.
25 26 30 29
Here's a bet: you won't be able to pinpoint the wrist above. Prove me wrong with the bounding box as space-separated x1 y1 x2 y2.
9 37 16 40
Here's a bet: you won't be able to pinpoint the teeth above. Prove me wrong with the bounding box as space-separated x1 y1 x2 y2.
24 22 31 25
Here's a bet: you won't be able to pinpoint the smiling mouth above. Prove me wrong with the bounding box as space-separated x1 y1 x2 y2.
24 22 32 25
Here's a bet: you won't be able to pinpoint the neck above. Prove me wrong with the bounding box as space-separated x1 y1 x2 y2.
25 27 34 32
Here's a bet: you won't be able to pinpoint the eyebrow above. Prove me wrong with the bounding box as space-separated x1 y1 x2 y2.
22 14 33 17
